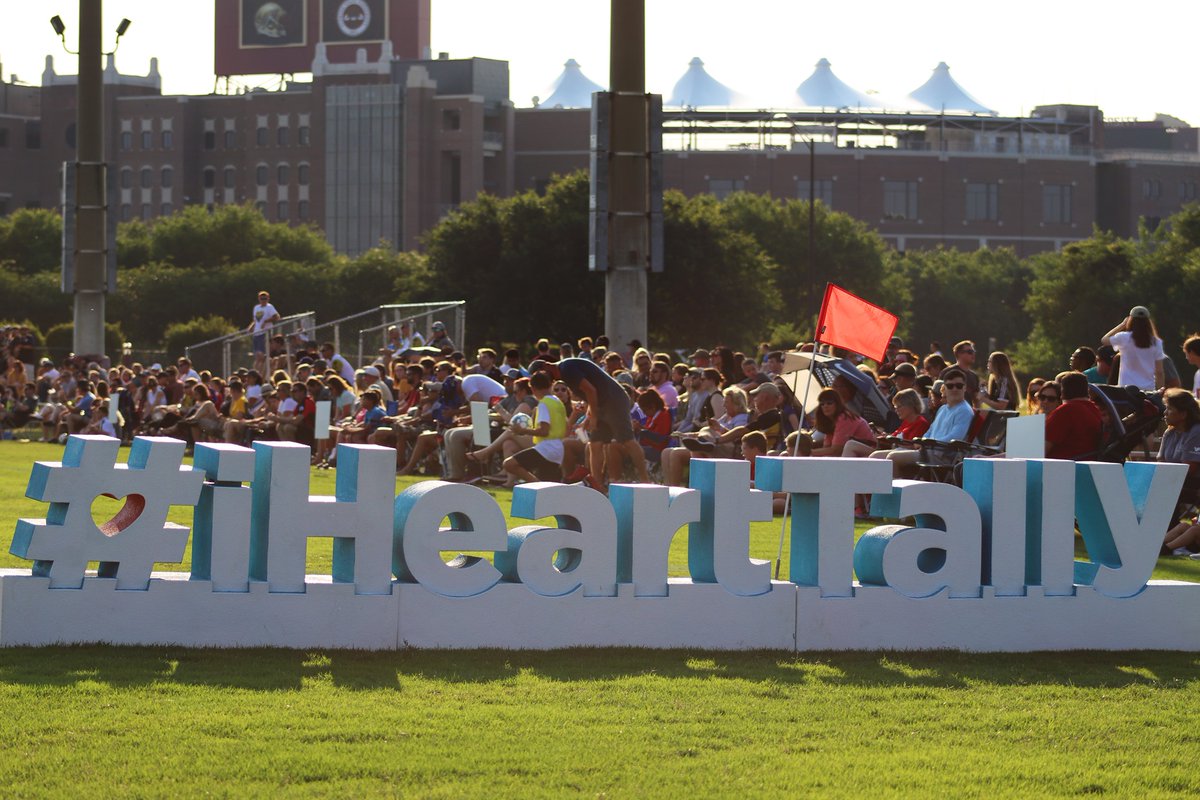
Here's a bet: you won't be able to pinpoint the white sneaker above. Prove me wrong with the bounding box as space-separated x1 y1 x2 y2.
1172 547 1191 557
1189 552 1200 560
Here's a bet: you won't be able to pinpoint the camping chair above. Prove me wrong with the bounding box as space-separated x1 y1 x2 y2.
913 408 1017 486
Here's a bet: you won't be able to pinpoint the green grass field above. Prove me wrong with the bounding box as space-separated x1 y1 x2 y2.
0 439 1197 797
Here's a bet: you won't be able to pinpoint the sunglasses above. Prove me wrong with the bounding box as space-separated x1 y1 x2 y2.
959 349 975 355
943 382 965 390
1038 393 1061 402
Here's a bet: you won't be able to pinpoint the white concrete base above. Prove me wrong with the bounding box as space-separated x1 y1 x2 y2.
1 569 1198 652
395 580 799 650
0 570 399 650
796 582 1200 652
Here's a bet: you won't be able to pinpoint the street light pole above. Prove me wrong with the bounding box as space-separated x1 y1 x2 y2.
605 0 649 349
72 0 107 358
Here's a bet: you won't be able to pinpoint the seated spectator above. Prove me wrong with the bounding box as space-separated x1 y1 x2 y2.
1183 335 1200 399
808 388 875 457
1024 378 1046 415
879 367 974 476
923 353 946 381
1158 388 1200 529
503 371 569 484
1036 381 1062 415
633 389 672 464
977 351 1019 412
1084 345 1115 385
869 389 930 464
1045 372 1103 460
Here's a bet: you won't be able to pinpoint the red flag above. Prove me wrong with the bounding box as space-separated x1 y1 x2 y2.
814 284 899 363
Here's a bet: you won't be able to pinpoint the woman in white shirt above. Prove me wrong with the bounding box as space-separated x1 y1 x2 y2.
1102 305 1164 392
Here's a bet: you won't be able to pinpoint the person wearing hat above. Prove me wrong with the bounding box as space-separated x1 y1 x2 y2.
428 321 455 352
689 348 712 369
1102 306 1164 391
890 361 918 397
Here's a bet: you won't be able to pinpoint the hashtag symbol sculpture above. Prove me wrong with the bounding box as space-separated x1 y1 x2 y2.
12 435 204 590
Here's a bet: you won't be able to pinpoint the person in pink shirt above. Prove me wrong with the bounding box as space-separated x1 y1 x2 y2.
809 388 876 457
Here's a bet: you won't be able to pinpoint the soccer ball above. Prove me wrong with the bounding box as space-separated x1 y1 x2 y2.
509 412 532 431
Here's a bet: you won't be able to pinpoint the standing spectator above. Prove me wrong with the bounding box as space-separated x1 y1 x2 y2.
1102 306 1164 391
247 291 280 374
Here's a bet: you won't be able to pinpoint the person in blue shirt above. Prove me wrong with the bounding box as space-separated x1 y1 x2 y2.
879 367 975 477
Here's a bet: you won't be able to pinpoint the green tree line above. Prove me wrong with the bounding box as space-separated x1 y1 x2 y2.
2 172 1200 380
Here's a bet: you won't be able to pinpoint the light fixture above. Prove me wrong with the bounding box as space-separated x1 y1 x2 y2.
48 14 133 55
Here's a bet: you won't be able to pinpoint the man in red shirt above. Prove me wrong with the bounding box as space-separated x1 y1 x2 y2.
1045 372 1103 460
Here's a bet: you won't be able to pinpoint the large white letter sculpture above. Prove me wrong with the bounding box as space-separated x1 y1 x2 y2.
249 442 394 594
755 456 892 597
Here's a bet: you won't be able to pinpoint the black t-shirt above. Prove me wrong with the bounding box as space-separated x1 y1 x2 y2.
557 358 629 412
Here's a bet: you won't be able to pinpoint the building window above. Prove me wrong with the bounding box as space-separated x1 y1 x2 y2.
796 179 834 207
224 167 236 189
442 110 461 131
120 203 131 221
256 127 267 146
883 180 918 220
161 130 173 149
965 182 999 221
1042 184 1072 224
140 167 152 189
277 126 289 146
161 167 173 188
707 179 744 200
120 130 132 151
0 198 8 215
277 164 290 184
225 130 236 148
1143 179 1162 199
203 130 216 150
65 123 76 149
203 168 215 189
256 165 268 186
0 128 7 148
120 168 132 189
298 200 309 219
160 202 172 216
25 121 40 149
255 201 266 215
1179 181 1198 201
297 163 310 185
141 204 152 221
277 201 288 220
298 126 309 146
141 130 152 149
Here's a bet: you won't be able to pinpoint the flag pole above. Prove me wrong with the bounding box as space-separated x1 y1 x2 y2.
773 290 829 580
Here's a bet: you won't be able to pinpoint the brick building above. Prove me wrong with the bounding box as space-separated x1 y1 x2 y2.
0 49 1197 257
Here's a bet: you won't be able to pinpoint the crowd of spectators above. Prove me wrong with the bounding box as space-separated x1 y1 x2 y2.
5 300 1200 553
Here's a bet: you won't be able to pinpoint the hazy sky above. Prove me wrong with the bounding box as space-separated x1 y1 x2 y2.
1 1 1194 124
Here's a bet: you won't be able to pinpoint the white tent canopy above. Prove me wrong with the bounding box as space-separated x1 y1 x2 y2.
666 57 744 108
537 58 604 109
794 58 879 109
907 62 996 115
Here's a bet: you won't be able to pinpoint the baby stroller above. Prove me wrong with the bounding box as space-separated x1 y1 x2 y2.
1084 384 1163 463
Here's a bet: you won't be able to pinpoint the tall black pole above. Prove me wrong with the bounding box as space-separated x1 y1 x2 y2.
73 0 107 358
605 0 648 349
